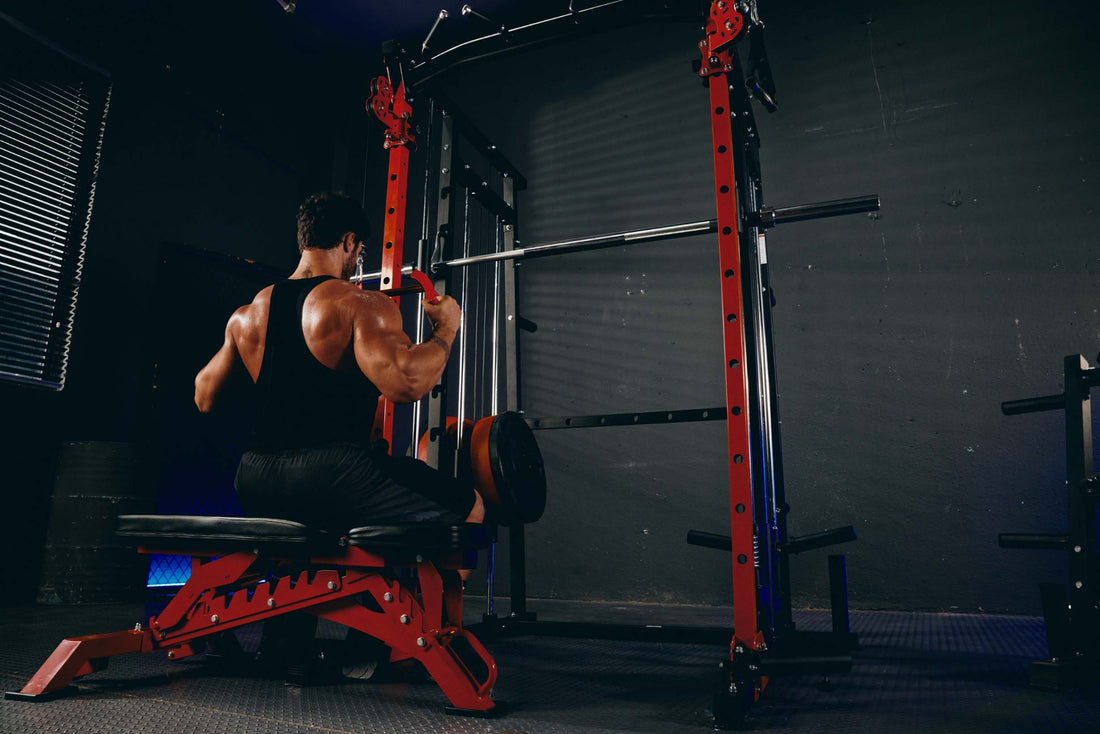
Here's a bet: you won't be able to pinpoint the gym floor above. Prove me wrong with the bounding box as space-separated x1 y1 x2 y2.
1 599 1097 733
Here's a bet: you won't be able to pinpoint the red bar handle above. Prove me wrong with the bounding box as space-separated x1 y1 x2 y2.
407 269 441 304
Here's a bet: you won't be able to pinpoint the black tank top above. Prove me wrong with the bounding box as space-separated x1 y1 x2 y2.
250 276 381 450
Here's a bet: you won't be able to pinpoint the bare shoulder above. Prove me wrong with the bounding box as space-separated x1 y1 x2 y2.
228 286 273 336
324 282 402 332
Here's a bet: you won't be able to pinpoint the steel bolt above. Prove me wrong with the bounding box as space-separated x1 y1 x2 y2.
416 637 427 647
1075 545 1082 553
384 592 394 602
725 21 734 30
400 614 411 625
717 1 726 8
504 224 513 231
327 581 336 590
267 598 275 608
699 39 707 48
1076 581 1084 589
416 554 424 563
211 615 219 624
168 651 175 659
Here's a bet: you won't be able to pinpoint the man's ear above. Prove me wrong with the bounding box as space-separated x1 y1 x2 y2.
341 231 357 252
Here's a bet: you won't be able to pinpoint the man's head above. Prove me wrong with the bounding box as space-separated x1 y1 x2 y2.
296 192 371 278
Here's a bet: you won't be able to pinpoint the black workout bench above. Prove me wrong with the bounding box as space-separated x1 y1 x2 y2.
6 515 498 714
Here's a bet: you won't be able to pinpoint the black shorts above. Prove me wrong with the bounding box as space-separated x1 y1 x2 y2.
234 443 476 530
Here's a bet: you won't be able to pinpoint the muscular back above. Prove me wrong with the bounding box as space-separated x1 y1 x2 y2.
232 279 383 382
195 274 458 414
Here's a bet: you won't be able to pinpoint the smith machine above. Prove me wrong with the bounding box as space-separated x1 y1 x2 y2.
5 0 884 725
362 0 880 726
999 353 1100 691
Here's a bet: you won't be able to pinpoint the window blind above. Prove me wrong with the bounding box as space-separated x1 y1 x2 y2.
0 15 111 390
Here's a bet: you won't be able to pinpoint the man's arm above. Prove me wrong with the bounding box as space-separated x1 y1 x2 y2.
194 307 247 413
352 291 461 404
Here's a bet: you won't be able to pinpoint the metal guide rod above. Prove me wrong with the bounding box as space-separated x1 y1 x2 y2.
434 219 718 271
410 98 438 456
350 263 414 285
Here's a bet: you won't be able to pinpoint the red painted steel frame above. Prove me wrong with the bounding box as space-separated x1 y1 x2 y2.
700 3 765 660
367 74 416 449
12 546 496 712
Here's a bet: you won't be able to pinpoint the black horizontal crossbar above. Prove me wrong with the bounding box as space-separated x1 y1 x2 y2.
527 407 727 430
998 533 1070 550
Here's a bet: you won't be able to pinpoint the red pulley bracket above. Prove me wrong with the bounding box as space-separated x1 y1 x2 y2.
698 3 746 78
367 73 416 149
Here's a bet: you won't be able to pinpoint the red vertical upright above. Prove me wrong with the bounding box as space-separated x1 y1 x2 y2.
366 74 416 450
699 3 765 658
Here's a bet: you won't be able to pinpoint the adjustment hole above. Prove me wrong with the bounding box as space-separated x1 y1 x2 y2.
727 313 737 322
717 145 727 154
737 554 748 564
729 359 740 368
734 454 744 464
731 406 742 416
720 185 730 194
724 269 735 278
735 503 745 514
722 226 732 235
387 207 395 214
715 106 725 115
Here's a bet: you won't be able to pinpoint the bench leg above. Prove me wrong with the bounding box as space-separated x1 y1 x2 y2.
312 565 497 713
5 630 150 700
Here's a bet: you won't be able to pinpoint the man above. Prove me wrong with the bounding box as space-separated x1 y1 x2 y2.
194 192 484 529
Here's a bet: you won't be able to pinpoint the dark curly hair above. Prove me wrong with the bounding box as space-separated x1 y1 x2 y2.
296 192 371 253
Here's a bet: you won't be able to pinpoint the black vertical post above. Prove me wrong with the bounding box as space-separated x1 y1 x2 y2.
423 110 456 472
727 45 792 644
1063 355 1095 662
828 554 850 637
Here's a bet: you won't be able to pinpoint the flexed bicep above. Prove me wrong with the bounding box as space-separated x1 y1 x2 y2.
352 293 454 404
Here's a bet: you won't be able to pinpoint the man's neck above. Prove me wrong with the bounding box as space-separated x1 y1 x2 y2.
289 252 342 280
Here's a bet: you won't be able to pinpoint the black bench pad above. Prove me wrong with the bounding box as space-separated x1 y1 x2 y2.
116 515 490 555
347 522 491 553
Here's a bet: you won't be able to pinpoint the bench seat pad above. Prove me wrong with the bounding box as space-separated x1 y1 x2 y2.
116 515 490 554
